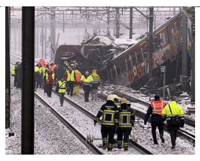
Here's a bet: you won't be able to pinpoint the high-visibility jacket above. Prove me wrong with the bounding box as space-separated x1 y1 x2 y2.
39 66 44 74
151 100 166 115
91 73 101 89
94 101 119 126
80 75 93 86
58 80 66 93
46 72 55 84
162 101 184 116
43 68 48 76
74 70 81 82
35 66 39 73
66 70 75 81
11 64 17 75
118 104 135 128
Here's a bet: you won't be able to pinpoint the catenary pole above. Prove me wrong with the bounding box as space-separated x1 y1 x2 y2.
21 7 35 154
129 7 133 39
182 7 188 92
148 7 154 79
5 6 11 129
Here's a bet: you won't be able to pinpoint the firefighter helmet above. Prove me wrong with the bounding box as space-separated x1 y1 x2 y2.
120 98 127 104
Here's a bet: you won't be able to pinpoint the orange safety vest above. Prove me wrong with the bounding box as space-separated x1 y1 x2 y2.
74 70 81 82
151 100 165 115
49 65 55 72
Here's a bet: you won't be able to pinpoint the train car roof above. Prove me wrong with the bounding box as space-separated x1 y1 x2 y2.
110 11 181 62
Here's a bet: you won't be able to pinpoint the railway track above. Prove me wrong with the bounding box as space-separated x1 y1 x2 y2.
34 92 103 154
10 52 154 154
52 89 154 154
97 91 195 145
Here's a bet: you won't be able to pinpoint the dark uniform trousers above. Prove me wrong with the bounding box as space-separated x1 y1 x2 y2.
151 114 164 144
67 81 74 96
170 129 178 147
83 85 90 102
117 128 131 143
101 125 115 146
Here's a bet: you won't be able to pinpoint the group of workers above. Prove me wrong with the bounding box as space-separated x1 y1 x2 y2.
94 94 184 151
11 59 184 152
11 59 101 106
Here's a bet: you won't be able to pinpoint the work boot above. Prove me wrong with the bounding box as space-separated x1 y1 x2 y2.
124 147 128 151
161 136 165 143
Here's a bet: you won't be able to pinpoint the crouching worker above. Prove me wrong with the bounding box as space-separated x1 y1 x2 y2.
57 77 66 107
117 98 135 151
94 95 119 151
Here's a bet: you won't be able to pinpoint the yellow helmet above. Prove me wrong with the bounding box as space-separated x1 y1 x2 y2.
120 98 127 104
107 94 119 102
107 95 115 102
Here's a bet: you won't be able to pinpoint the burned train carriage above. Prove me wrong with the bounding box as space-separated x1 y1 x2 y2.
106 12 192 90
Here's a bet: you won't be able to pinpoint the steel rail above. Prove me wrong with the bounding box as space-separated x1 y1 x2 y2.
52 89 154 154
34 92 103 154
113 90 195 127
97 91 195 144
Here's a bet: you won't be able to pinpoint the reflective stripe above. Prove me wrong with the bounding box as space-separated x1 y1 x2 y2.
119 111 132 127
101 109 115 126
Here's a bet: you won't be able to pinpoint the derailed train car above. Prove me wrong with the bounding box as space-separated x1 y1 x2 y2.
55 11 192 95
105 12 192 94
55 35 121 74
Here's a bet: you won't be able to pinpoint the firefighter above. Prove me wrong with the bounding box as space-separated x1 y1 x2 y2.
66 66 75 96
45 68 55 97
73 65 82 96
144 94 166 144
80 71 93 102
91 69 101 101
11 62 18 86
57 77 66 107
94 95 119 151
161 96 184 149
117 98 135 151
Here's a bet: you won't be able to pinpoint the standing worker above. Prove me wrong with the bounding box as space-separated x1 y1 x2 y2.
91 69 101 101
117 98 135 151
65 66 75 96
45 68 55 97
38 63 44 88
144 94 166 144
80 71 93 102
15 62 22 88
94 95 119 151
11 62 18 87
43 64 49 93
74 65 82 96
57 77 66 107
161 96 184 149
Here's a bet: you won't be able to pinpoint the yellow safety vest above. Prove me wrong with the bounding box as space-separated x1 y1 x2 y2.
67 70 75 81
35 66 39 73
58 80 66 93
11 65 17 75
39 66 44 74
80 75 93 85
